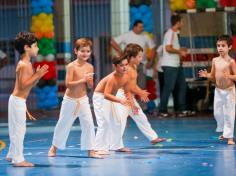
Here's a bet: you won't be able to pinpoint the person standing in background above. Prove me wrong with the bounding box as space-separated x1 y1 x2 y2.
159 14 188 118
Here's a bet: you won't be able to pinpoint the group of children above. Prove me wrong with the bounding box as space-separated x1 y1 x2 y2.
6 32 165 167
5 32 236 167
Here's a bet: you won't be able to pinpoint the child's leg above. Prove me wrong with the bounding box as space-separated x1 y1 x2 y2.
6 97 14 161
78 97 102 158
50 96 78 155
109 90 130 151
214 88 224 134
223 88 235 144
93 94 111 152
7 95 33 167
130 98 165 143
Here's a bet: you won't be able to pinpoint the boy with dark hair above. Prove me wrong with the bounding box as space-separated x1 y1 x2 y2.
6 32 48 167
199 35 236 145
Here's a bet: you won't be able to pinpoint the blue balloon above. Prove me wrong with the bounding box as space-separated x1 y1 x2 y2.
32 7 42 15
139 5 150 14
51 85 58 92
31 0 38 8
133 12 142 21
43 6 52 14
130 7 138 16
43 86 51 93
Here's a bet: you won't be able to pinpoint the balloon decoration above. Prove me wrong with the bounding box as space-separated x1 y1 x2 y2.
219 0 236 7
130 5 153 33
130 1 157 112
31 0 58 109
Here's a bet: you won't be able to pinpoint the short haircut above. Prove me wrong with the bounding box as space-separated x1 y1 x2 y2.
14 32 37 55
217 35 232 46
124 43 143 61
74 38 93 50
133 19 143 28
171 14 182 26
112 54 128 65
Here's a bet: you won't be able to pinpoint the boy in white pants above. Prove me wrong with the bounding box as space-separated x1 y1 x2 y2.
93 55 140 154
48 38 102 158
112 44 166 150
199 35 236 145
6 32 48 167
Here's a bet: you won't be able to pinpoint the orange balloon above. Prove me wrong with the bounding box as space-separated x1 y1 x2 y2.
186 0 195 9
35 32 43 39
44 31 54 39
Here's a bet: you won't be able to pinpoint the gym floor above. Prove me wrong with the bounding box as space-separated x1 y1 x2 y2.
0 114 235 176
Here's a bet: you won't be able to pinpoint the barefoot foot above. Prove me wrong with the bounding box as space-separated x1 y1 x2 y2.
14 161 34 167
151 137 166 145
48 146 57 157
88 151 103 159
228 139 235 145
116 147 131 153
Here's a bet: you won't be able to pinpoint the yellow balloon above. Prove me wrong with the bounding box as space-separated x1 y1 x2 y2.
38 12 47 20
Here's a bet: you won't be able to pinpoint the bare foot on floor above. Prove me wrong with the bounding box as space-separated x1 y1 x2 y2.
218 135 224 141
48 146 57 157
95 150 110 155
151 137 166 145
228 139 235 145
14 161 34 167
117 147 132 153
89 151 103 159
5 157 12 162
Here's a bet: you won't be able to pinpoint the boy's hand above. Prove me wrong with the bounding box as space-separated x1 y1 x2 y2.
84 72 94 83
119 98 130 106
223 71 230 79
140 90 150 103
198 69 208 78
36 64 49 77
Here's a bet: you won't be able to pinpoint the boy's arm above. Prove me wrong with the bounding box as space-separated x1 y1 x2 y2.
199 59 215 80
104 77 129 106
18 64 48 90
131 85 149 102
65 65 86 87
124 83 139 115
85 65 94 89
225 60 236 80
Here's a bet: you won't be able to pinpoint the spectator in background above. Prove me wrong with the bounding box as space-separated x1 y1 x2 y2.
0 50 8 69
159 14 188 117
111 19 156 93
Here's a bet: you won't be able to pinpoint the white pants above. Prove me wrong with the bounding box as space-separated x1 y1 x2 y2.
214 87 235 138
52 95 95 150
6 95 26 163
93 92 123 151
111 89 158 149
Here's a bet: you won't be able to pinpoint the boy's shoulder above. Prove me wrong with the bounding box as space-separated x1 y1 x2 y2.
85 62 94 69
16 60 31 71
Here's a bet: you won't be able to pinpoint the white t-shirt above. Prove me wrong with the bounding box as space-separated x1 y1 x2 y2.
161 29 180 67
114 31 155 64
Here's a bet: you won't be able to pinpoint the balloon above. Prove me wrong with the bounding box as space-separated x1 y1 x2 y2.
186 0 196 9
35 32 43 39
139 5 150 14
45 54 55 61
220 0 229 7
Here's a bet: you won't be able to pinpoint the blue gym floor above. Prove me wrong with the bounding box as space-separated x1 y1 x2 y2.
0 115 236 176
